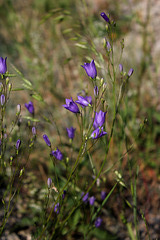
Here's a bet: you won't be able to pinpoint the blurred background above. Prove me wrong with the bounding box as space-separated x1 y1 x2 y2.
0 0 159 239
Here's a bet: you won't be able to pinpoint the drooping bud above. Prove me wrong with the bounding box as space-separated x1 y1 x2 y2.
17 104 21 114
16 139 21 150
94 86 99 97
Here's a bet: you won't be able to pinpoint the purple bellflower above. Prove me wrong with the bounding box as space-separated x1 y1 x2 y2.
0 57 7 74
128 68 134 77
89 196 96 206
90 127 107 139
100 12 110 24
95 217 102 228
54 203 60 214
63 98 80 113
32 127 36 135
106 41 111 51
101 191 106 200
75 96 92 108
82 192 89 203
47 178 52 188
52 148 63 160
93 110 107 129
62 190 67 199
1 94 5 106
81 60 97 79
66 127 76 139
25 101 34 114
43 134 51 147
119 64 123 73
16 139 21 150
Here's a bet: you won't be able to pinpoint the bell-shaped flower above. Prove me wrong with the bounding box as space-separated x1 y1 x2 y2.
63 98 80 113
93 110 107 129
90 127 107 139
100 12 110 24
0 57 7 74
82 192 89 203
81 60 97 79
89 196 96 206
52 148 63 161
75 96 92 108
95 217 102 228
25 101 34 114
43 134 51 147
66 127 76 139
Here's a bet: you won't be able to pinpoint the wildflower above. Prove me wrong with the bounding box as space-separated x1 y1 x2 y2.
90 127 107 139
93 110 107 129
94 86 99 97
0 57 7 74
25 101 34 114
101 191 106 200
75 96 92 108
119 64 123 73
52 148 63 161
62 190 66 199
95 217 102 228
66 127 76 139
81 60 97 79
82 192 89 203
1 94 5 106
43 134 51 147
54 203 60 214
32 127 36 135
100 12 110 24
63 98 80 113
106 41 111 51
128 68 134 77
47 178 52 188
16 139 21 150
17 104 21 114
89 196 96 206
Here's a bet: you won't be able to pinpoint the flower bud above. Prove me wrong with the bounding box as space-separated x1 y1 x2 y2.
8 83 12 92
94 86 99 97
47 178 52 188
32 127 36 135
128 68 134 77
17 104 21 114
6 77 9 85
1 94 5 106
119 64 123 73
16 139 21 150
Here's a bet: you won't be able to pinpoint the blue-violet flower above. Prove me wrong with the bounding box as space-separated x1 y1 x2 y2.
47 178 52 188
128 68 134 77
93 110 107 129
95 217 102 228
25 101 34 114
89 196 96 206
75 95 92 108
63 98 80 113
52 148 63 160
0 57 7 74
16 139 21 150
66 127 76 139
54 203 60 214
81 60 97 79
100 12 110 23
90 127 107 139
43 134 51 147
1 94 5 106
82 192 89 203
